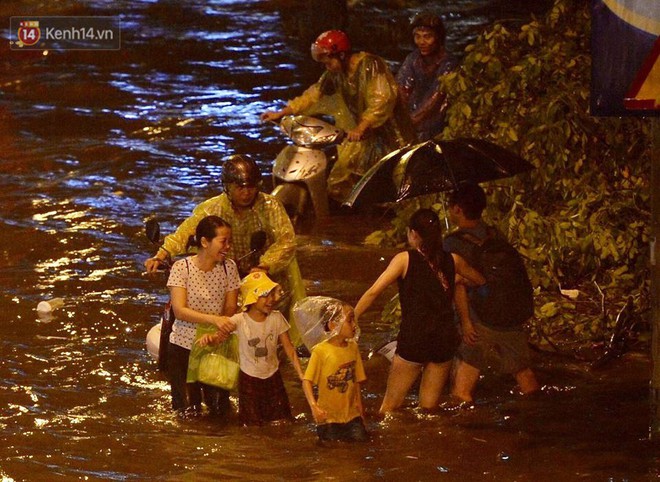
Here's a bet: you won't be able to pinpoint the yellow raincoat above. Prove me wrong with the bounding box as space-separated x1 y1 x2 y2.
287 52 415 202
159 191 306 343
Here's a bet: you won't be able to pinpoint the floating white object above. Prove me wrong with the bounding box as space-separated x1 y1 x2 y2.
36 298 64 313
146 323 161 360
377 340 397 362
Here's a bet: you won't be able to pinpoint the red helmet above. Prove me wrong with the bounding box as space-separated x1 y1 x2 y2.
311 30 351 62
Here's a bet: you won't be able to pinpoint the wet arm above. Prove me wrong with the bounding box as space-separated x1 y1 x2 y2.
170 286 236 335
354 252 407 320
222 289 239 316
260 105 293 122
303 379 328 423
196 332 222 347
285 82 323 115
410 57 453 126
454 283 477 345
347 117 374 142
261 79 323 122
279 331 304 380
452 253 485 287
410 89 446 127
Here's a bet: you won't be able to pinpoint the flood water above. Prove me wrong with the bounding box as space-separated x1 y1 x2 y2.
0 1 658 480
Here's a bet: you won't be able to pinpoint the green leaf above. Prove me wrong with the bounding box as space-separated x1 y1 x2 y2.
539 302 559 318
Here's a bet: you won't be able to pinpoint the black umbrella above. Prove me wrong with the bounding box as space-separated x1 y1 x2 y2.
343 138 535 207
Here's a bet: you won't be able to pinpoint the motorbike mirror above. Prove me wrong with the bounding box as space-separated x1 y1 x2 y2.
145 219 161 245
250 230 267 252
281 115 344 148
237 231 268 263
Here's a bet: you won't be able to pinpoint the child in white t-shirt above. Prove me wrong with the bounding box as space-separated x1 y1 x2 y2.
199 272 303 425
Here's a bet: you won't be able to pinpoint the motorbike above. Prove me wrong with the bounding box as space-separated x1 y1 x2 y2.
269 115 344 230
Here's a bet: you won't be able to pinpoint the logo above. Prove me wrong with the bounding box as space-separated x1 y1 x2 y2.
16 20 41 47
10 17 121 51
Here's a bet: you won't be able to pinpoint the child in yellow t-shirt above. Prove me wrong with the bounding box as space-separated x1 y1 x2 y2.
302 302 368 442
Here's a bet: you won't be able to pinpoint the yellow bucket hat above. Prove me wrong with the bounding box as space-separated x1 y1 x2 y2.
240 272 280 310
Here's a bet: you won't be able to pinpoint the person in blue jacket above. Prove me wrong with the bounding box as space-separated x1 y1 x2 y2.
396 11 457 141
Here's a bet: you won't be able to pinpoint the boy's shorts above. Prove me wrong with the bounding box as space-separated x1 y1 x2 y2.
317 416 368 442
457 322 532 374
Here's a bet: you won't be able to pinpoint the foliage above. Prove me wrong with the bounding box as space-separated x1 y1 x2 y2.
366 0 653 349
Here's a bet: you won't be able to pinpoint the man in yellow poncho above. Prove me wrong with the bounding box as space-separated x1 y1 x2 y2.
261 30 415 203
144 155 306 344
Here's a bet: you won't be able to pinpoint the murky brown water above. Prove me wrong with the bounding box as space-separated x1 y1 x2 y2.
1 0 657 480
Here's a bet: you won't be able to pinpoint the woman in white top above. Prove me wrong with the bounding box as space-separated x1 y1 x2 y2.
166 215 240 415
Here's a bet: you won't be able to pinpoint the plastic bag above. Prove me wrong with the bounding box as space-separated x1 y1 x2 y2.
197 347 239 390
187 324 240 391
292 296 359 351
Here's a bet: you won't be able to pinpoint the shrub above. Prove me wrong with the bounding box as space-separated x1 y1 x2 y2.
366 0 652 349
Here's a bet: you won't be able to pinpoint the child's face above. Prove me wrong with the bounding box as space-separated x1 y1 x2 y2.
251 287 282 315
336 306 356 339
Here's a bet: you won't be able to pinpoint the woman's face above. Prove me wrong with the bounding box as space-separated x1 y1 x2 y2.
413 27 439 56
203 226 232 262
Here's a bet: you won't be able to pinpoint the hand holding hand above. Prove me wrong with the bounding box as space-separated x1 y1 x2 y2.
196 333 220 347
212 315 236 336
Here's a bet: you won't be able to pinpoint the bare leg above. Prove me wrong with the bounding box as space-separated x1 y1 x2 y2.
418 360 452 409
515 367 540 395
379 355 422 414
451 359 480 403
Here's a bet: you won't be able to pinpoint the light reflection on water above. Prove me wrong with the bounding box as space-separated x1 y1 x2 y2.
0 0 655 480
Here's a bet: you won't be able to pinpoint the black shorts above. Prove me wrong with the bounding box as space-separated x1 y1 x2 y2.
396 328 460 364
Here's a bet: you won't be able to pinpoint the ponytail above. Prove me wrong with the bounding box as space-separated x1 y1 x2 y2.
409 208 450 287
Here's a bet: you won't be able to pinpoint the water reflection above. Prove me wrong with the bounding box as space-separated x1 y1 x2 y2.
0 0 654 480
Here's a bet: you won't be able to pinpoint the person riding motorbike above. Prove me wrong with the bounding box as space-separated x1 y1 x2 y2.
144 154 306 343
261 30 415 204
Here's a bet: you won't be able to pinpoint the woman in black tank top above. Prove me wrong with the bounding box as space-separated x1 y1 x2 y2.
355 209 484 414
